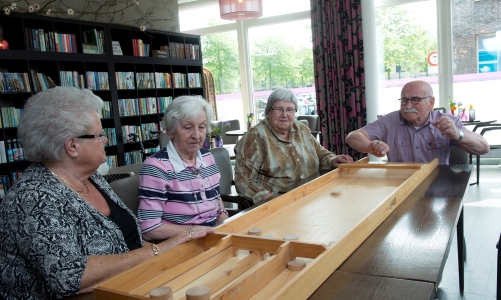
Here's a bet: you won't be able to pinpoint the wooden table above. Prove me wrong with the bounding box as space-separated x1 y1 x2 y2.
462 119 497 127
309 164 471 299
93 160 469 300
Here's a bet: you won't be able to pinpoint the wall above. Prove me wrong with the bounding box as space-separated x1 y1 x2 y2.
8 0 180 32
453 0 501 74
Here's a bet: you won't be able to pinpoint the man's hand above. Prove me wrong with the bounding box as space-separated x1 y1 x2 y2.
368 140 389 157
431 116 460 140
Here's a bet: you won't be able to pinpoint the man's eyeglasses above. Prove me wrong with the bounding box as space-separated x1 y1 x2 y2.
271 107 296 115
398 96 432 105
77 134 107 141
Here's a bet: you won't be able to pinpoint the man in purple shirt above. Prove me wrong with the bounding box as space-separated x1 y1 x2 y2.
346 80 489 164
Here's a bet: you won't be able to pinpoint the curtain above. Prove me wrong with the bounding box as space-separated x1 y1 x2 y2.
310 0 366 160
203 67 218 120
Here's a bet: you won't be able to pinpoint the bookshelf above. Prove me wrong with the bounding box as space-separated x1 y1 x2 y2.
0 14 204 195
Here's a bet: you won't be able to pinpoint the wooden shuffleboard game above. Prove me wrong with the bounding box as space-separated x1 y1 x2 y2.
94 158 438 300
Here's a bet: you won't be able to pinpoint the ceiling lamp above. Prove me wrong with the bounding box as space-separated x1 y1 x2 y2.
219 0 263 21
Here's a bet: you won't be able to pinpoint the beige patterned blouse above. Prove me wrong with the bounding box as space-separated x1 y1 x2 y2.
234 118 337 204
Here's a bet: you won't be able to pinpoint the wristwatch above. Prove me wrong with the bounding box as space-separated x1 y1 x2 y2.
453 129 464 143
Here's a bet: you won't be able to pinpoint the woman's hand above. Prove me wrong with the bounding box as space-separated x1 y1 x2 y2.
331 155 354 168
216 211 229 225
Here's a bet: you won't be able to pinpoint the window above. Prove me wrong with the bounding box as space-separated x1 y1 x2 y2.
477 33 500 73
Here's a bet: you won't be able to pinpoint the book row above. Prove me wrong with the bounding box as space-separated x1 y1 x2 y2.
60 71 86 89
24 27 77 53
122 123 160 143
124 148 157 165
118 97 173 117
99 102 113 119
132 39 150 57
0 72 32 93
115 72 201 89
0 139 25 164
1 107 23 128
0 172 22 200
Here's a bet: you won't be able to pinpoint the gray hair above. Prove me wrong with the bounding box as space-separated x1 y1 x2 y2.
161 96 213 135
18 87 104 162
264 88 298 116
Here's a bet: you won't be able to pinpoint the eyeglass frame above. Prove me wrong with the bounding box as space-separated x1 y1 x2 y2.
398 96 432 105
270 107 297 115
76 134 107 141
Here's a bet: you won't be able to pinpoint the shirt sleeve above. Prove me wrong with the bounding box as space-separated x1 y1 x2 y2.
137 157 169 233
234 129 272 204
14 190 87 298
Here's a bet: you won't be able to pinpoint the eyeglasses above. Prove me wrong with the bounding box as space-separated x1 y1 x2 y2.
271 107 296 115
398 96 432 105
77 134 107 142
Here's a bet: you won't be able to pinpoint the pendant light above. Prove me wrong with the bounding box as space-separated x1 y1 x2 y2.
219 0 263 21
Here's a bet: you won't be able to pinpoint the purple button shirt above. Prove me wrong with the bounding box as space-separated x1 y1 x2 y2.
363 110 466 164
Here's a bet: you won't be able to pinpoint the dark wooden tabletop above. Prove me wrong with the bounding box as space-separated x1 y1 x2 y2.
310 164 472 298
309 271 435 300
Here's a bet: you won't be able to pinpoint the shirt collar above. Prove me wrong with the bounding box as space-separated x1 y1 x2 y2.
399 111 432 129
167 139 204 173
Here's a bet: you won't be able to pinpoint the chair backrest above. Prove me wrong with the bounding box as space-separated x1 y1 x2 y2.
299 119 309 127
109 175 140 215
221 119 241 144
108 163 143 176
449 146 469 164
433 107 447 113
210 147 233 195
297 115 320 132
158 132 170 149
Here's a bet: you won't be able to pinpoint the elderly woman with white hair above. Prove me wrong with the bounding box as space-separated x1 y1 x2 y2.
137 96 227 242
0 87 211 300
234 88 354 204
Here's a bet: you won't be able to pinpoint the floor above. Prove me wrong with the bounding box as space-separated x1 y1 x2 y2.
436 165 501 300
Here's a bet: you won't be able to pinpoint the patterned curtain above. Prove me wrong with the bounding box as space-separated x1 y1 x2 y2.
203 67 218 120
310 0 366 160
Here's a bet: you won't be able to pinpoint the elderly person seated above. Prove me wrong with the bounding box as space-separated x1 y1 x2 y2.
234 88 354 204
0 87 212 300
137 96 228 242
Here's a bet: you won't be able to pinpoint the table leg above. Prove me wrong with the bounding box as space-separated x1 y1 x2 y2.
456 207 464 292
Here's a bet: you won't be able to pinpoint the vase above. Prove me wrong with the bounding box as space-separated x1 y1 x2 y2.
215 136 224 148
247 122 252 130
468 109 475 122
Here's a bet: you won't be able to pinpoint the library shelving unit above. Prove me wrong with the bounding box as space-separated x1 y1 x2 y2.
0 13 204 192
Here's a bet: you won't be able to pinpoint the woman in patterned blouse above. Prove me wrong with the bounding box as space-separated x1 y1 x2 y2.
234 88 354 204
137 96 228 242
0 87 212 300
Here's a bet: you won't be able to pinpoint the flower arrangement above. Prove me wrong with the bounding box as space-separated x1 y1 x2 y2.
211 121 230 138
247 112 255 123
1 0 173 31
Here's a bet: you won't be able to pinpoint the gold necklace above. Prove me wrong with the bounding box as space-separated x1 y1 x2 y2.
51 171 89 197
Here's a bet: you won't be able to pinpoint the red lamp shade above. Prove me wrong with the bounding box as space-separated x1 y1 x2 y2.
219 0 263 21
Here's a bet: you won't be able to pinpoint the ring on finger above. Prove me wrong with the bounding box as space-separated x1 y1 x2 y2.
376 141 381 145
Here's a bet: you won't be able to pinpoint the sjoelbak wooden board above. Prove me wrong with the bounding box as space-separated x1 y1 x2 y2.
94 158 438 300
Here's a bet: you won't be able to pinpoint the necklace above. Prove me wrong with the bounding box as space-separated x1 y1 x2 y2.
51 171 89 197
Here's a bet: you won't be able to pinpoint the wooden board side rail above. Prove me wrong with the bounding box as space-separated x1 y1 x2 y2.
94 159 439 300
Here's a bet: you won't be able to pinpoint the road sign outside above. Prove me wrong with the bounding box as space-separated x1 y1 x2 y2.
428 51 438 66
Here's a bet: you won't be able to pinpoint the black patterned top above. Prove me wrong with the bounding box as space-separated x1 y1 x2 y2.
0 163 143 299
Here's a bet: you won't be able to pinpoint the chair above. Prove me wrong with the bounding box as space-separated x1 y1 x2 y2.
221 119 241 144
109 175 140 215
158 132 170 149
433 107 447 113
449 147 469 164
469 123 501 185
298 119 309 127
497 232 500 299
209 147 252 215
297 115 320 138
